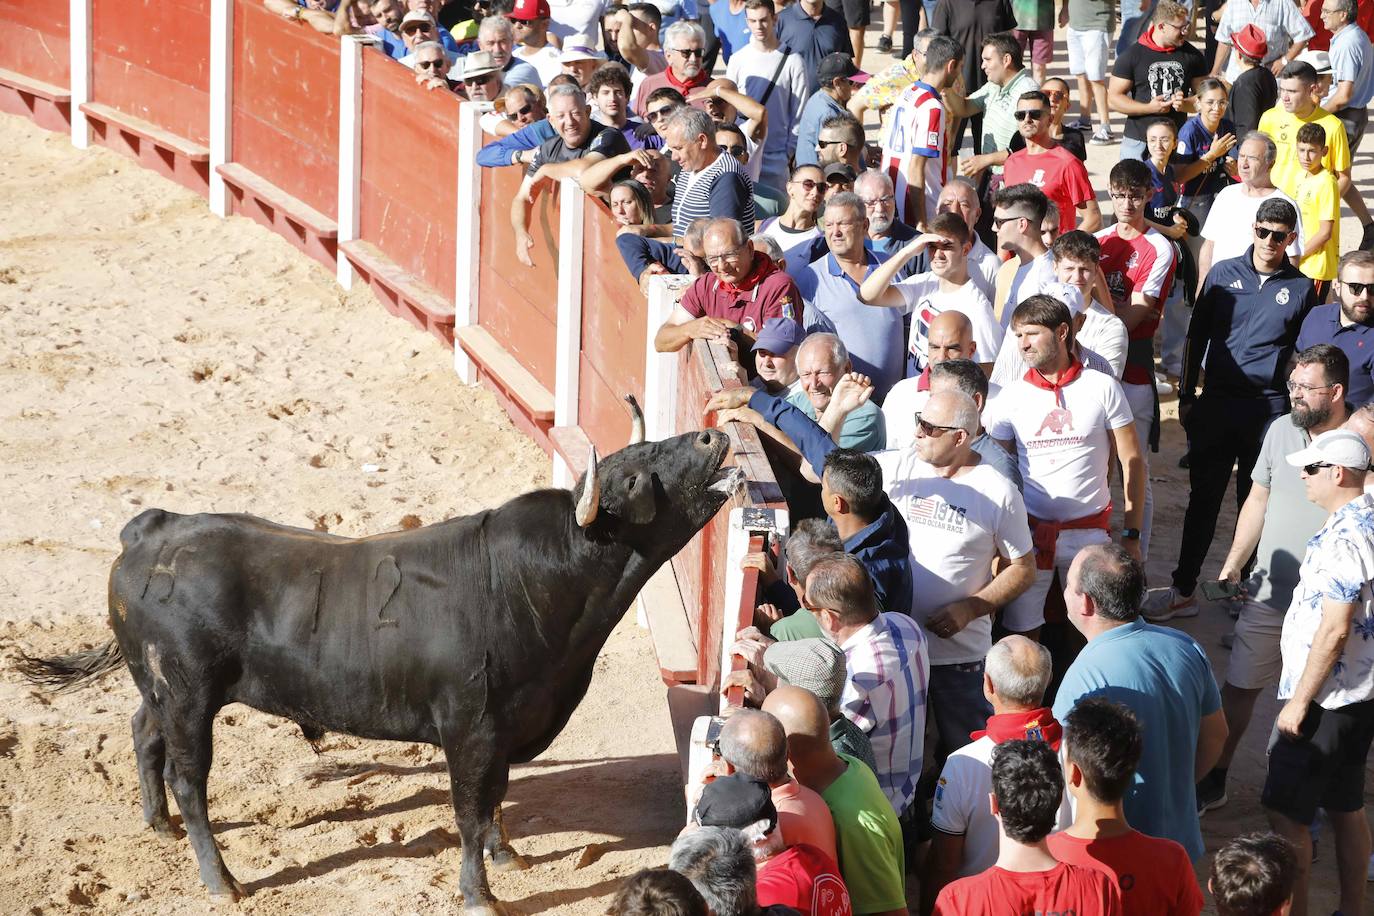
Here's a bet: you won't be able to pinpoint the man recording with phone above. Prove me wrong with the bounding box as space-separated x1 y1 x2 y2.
1194 344 1352 817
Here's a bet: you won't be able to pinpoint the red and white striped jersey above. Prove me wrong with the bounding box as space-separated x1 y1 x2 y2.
879 79 947 228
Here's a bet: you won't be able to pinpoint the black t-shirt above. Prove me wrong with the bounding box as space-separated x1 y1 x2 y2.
1229 66 1278 139
933 0 1016 100
527 121 631 176
1111 41 1208 140
1009 127 1088 161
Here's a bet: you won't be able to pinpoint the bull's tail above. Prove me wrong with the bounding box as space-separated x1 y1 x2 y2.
14 639 125 693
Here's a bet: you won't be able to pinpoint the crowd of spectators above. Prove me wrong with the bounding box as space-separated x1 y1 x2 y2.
267 0 1374 913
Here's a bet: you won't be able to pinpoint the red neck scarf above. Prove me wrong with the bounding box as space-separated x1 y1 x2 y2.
665 67 710 94
1024 356 1083 406
717 252 778 295
971 707 1063 750
916 367 932 392
1139 28 1176 53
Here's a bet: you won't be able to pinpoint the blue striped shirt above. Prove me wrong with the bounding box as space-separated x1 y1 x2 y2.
670 152 756 238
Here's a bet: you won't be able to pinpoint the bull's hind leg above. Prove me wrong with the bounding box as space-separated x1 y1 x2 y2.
131 702 177 838
484 805 529 872
157 693 245 902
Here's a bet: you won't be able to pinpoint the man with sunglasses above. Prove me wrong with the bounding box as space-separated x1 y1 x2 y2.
1002 90 1101 237
1298 251 1374 407
1266 428 1374 916
508 0 563 85
455 50 505 101
412 41 460 92
632 21 712 118
1194 345 1350 822
1152 199 1319 619
396 8 461 58
815 115 867 179
796 54 867 169
990 183 1058 325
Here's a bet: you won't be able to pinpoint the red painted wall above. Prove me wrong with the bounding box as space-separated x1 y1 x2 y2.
0 0 71 86
92 0 210 143
232 0 339 218
357 49 458 297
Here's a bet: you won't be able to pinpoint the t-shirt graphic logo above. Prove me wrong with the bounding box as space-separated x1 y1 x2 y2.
742 316 757 333
1146 60 1187 99
1029 168 1046 187
1276 287 1290 305
1036 406 1075 436
812 875 850 916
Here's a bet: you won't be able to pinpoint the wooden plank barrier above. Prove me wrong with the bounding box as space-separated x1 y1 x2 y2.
347 47 457 346
0 0 71 131
225 0 340 266
83 0 210 193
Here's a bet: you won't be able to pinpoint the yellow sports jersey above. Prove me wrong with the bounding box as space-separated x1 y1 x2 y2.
1295 168 1341 281
1259 106 1352 198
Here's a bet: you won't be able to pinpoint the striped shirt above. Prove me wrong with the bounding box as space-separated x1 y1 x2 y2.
670 151 757 238
1217 0 1315 81
839 612 929 815
881 80 947 227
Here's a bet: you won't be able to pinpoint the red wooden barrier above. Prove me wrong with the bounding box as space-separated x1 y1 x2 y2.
0 0 72 132
577 197 647 455
227 0 340 263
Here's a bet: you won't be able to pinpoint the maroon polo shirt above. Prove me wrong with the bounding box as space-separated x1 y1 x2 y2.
680 254 800 338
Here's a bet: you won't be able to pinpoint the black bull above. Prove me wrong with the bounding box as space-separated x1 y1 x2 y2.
18 425 742 913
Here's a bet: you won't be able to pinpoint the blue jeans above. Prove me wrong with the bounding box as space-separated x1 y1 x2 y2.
928 661 994 761
1120 135 1147 162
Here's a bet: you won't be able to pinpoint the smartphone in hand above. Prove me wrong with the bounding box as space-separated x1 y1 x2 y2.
1200 579 1242 601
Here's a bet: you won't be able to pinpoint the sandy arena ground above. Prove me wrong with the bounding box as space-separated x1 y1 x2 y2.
1 19 1371 911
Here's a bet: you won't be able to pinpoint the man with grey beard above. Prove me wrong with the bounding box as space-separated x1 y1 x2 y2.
1194 344 1353 817
854 170 919 282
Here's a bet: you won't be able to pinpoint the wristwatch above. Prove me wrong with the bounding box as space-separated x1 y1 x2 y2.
1122 528 1142 540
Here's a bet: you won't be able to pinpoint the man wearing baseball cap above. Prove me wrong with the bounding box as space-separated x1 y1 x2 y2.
509 0 562 85
797 54 868 168
1228 24 1278 139
752 317 804 396
1265 427 1374 916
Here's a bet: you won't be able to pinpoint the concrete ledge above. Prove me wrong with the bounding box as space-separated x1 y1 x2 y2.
454 325 555 421
342 239 457 348
0 68 71 103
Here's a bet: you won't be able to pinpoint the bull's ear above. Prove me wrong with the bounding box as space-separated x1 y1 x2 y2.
620 472 656 525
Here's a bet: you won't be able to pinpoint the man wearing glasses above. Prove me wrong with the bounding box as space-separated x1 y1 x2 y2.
632 21 711 117
1298 251 1374 406
1108 0 1208 163
1196 132 1305 290
797 54 867 168
1150 199 1319 619
1266 428 1374 916
1193 345 1350 822
1002 90 1101 236
412 42 460 93
508 0 563 85
653 218 799 353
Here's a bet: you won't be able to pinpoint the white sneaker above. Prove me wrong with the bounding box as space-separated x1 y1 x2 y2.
1154 372 1174 396
1143 587 1198 622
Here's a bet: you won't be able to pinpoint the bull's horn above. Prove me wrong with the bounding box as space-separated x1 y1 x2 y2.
575 445 599 527
624 394 645 446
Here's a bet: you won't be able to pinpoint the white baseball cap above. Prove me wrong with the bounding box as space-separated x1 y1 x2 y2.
1286 428 1371 470
1046 281 1087 317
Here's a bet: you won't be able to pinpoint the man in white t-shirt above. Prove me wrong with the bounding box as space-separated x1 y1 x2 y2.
857 211 1002 378
986 295 1146 637
1051 232 1127 379
988 280 1122 387
992 183 1059 327
880 34 964 230
924 636 1064 911
546 0 608 41
724 0 809 191
937 178 1002 302
1197 132 1304 293
884 310 980 448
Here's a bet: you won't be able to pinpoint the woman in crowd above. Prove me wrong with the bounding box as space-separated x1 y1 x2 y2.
1175 77 1238 233
608 179 655 228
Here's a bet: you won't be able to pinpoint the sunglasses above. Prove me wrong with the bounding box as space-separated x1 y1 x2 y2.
992 214 1024 228
402 23 433 33
1345 281 1374 296
816 138 844 149
416 58 446 70
926 239 954 251
1302 462 1333 475
1043 90 1067 101
790 178 821 191
671 47 704 58
646 105 676 122
915 413 961 436
1014 109 1046 121
718 143 746 157
1254 225 1292 240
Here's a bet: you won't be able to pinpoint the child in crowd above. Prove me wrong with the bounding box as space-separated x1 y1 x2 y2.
1175 77 1238 228
1209 833 1298 916
1294 122 1340 300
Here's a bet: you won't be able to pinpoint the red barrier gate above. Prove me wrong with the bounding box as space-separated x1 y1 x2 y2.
0 0 71 131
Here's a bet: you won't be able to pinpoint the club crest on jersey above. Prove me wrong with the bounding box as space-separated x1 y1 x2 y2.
1126 251 1140 270
1024 718 1044 741
1276 287 1290 305
742 316 757 333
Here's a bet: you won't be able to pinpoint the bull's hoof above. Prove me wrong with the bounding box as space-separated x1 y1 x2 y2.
206 876 247 904
489 848 530 872
148 817 182 840
461 901 508 916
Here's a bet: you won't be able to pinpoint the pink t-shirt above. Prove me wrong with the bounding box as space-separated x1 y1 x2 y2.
772 778 839 863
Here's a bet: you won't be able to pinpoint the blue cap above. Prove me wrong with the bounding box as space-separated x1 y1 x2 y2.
751 317 804 354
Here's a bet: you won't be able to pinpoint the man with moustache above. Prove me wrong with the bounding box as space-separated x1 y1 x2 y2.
1298 251 1374 407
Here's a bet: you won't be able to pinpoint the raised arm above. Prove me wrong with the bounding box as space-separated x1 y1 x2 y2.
858 235 932 306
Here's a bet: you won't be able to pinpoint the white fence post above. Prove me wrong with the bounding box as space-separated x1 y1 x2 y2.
208 0 233 217
453 101 485 384
552 176 586 489
335 34 375 286
69 0 91 149
643 275 690 442
718 507 789 695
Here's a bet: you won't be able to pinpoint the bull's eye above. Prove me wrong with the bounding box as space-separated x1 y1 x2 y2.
624 475 638 491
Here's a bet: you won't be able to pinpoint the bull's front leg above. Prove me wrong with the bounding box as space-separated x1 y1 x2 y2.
439 724 510 915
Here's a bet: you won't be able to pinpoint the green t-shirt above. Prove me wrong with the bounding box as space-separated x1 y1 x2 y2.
785 389 886 452
1011 0 1054 32
771 608 824 640
1067 0 1115 32
822 753 907 914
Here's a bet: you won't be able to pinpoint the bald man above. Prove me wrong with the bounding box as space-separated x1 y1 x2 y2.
763 686 909 916
880 310 978 450
717 709 838 863
923 635 1063 911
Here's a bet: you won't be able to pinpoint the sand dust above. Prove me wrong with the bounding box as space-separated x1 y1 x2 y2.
0 112 682 915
